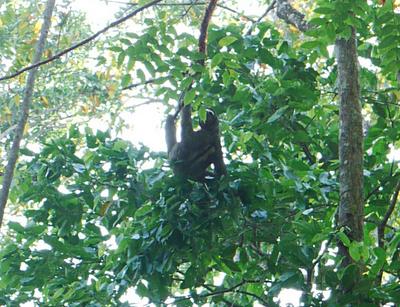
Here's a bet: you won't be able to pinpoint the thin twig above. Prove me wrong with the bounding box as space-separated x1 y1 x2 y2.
235 290 269 306
255 0 276 23
217 4 255 22
122 76 169 90
0 125 17 141
365 218 397 231
180 0 197 19
172 280 269 306
125 99 164 110
365 173 400 201
0 0 163 82
376 180 400 284
246 0 276 35
173 280 246 302
105 0 256 20
378 180 400 247
202 284 237 306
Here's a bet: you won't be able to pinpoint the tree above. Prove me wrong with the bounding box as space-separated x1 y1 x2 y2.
0 0 56 229
1 0 400 306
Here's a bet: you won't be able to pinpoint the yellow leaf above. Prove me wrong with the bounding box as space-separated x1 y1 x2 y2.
4 106 11 115
3 106 12 123
40 96 49 107
18 21 28 32
18 74 25 85
44 49 52 58
23 122 29 134
33 21 41 35
105 69 111 80
393 90 400 101
100 202 111 216
92 95 100 107
107 83 117 97
14 95 20 106
289 25 299 33
81 105 89 113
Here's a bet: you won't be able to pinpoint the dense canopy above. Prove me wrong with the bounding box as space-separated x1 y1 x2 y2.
0 0 400 306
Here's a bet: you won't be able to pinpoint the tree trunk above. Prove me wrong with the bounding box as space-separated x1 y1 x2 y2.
335 27 364 289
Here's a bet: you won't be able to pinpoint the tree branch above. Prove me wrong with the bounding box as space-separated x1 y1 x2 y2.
376 180 400 285
365 218 397 232
378 180 400 248
275 0 310 32
217 4 255 22
108 1 256 21
235 290 269 306
0 0 163 82
246 0 276 35
0 0 56 229
256 0 277 24
0 125 17 141
173 0 218 119
198 0 218 65
172 279 269 306
307 236 333 290
122 76 170 90
365 173 400 201
172 280 246 303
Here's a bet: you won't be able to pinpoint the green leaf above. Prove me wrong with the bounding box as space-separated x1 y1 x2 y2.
109 46 124 52
20 148 36 156
121 74 132 88
267 106 288 123
379 35 398 50
314 7 334 14
134 203 152 218
349 242 361 261
137 69 146 82
184 89 196 105
218 36 238 47
181 77 193 90
341 264 359 289
198 106 207 122
127 57 135 71
301 40 320 50
211 53 224 68
259 48 275 66
8 222 25 233
337 231 351 247
241 131 253 143
117 51 126 67
52 287 65 299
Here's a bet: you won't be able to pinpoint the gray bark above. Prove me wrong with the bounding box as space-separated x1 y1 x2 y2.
276 0 310 32
0 0 56 229
336 27 364 271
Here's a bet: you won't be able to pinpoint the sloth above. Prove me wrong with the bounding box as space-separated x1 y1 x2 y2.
165 105 226 181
